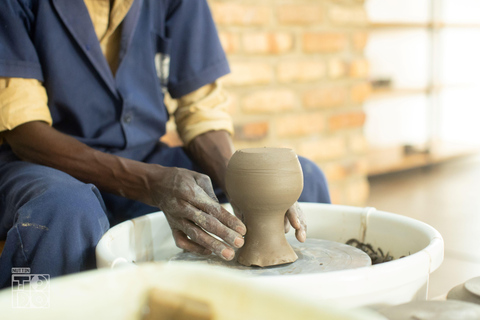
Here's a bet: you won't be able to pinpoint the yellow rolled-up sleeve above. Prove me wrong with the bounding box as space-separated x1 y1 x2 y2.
0 77 52 144
174 81 234 146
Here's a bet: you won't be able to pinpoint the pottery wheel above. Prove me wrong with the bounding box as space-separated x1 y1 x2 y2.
378 300 480 320
447 276 480 305
168 238 371 276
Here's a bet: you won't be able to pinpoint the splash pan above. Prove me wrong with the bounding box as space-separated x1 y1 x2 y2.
170 238 371 276
96 203 444 309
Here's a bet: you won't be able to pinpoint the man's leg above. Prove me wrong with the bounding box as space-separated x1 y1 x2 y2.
297 156 331 203
0 159 110 288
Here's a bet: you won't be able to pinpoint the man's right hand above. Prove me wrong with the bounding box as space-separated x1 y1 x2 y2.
148 167 246 260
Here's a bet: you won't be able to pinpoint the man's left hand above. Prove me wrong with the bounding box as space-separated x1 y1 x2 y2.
284 202 307 242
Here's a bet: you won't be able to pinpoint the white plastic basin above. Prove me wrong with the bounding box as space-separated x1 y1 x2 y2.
96 203 444 309
0 262 384 320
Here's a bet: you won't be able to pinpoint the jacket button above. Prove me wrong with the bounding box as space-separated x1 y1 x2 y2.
123 114 132 124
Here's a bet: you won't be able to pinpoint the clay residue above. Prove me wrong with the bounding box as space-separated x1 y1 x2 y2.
20 223 49 231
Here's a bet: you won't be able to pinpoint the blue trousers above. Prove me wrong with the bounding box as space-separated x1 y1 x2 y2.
0 144 330 288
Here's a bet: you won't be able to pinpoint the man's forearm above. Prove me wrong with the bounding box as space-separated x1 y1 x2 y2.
186 130 235 193
3 121 158 206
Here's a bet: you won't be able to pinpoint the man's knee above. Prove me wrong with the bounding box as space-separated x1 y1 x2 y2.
2 172 110 281
16 174 109 232
297 156 331 203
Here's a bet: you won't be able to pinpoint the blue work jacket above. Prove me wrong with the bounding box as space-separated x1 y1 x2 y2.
0 0 229 164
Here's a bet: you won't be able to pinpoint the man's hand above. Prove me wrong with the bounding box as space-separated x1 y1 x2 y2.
284 202 307 243
150 167 246 260
231 200 306 243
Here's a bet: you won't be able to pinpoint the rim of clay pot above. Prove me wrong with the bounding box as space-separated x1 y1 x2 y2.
228 148 301 172
238 147 294 154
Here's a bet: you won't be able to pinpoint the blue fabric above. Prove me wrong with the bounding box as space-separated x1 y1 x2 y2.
0 0 230 161
0 155 110 289
298 156 331 204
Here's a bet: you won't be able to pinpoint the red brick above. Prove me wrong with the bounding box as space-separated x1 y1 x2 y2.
352 32 368 51
234 122 269 141
349 134 369 154
242 32 294 54
242 89 296 114
351 82 372 103
219 32 240 55
329 111 366 131
324 158 368 182
328 58 347 79
303 86 347 109
303 33 348 53
323 163 348 181
346 178 370 205
223 62 273 86
354 158 369 175
210 3 271 26
299 137 347 161
277 4 324 25
329 6 368 26
275 113 325 138
277 60 326 83
328 184 343 205
349 59 369 78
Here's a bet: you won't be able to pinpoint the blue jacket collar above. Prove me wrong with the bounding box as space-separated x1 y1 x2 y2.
52 0 143 99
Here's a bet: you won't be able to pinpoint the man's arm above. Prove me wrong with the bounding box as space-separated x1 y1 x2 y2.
3 121 245 260
186 130 233 192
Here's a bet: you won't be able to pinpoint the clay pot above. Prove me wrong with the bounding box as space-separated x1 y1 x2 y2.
225 148 303 267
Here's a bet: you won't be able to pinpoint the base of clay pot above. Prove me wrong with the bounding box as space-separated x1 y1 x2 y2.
236 243 298 268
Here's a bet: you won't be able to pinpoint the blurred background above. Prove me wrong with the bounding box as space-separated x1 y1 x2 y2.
161 0 480 298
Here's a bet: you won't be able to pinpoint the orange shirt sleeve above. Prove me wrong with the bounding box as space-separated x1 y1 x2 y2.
174 81 234 146
0 77 52 143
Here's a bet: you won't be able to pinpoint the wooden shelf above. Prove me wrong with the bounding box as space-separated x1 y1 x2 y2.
367 141 480 176
370 87 429 98
366 2 480 176
370 23 430 29
369 84 474 99
370 22 480 29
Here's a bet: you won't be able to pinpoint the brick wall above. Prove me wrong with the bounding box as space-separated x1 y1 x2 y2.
163 0 371 206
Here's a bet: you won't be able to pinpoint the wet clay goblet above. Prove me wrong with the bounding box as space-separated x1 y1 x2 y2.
225 148 304 267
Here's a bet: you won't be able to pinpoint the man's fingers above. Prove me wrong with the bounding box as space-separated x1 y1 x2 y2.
215 206 246 236
284 214 291 233
286 202 307 242
194 174 218 202
172 229 211 255
192 189 246 236
181 219 235 261
231 202 244 223
191 174 246 236
186 205 244 249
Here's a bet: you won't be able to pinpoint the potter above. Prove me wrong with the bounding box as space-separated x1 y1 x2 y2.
226 148 303 267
